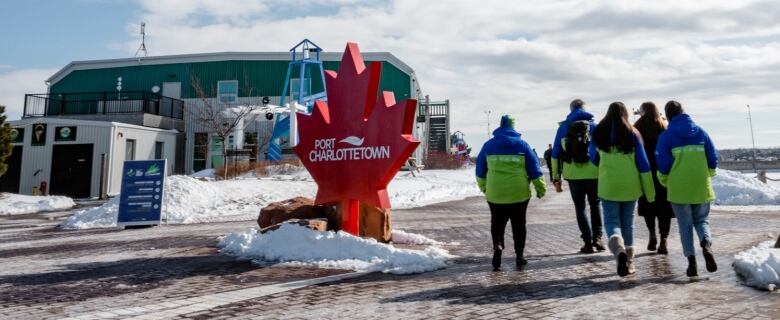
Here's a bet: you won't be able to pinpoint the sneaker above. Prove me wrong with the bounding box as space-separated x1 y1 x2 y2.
580 243 595 254
657 238 668 255
686 255 698 277
492 249 502 271
702 243 718 272
592 237 606 251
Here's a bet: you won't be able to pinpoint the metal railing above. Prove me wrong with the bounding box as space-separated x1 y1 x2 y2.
24 91 184 120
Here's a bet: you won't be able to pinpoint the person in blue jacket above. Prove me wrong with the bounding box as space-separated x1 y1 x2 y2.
655 101 719 277
476 115 546 271
551 99 604 254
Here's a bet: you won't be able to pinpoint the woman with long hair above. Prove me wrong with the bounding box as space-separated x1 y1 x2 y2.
589 102 655 276
633 102 675 254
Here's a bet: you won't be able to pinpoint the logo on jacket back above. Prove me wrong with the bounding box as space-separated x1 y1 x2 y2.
309 136 390 162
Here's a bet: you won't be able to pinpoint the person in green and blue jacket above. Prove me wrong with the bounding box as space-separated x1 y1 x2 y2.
476 115 546 271
656 100 718 278
589 102 656 277
551 99 604 254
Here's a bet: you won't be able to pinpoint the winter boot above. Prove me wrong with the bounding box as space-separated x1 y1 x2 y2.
492 249 502 271
626 247 636 275
608 235 628 277
686 255 698 277
580 237 595 254
657 238 668 255
592 236 606 252
702 242 718 273
516 255 528 269
647 233 658 251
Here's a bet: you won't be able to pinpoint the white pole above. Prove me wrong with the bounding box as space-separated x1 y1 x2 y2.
747 104 758 173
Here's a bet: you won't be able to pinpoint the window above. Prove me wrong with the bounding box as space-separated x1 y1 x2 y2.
125 139 136 161
217 80 238 104
210 135 225 168
244 132 258 163
154 141 164 159
193 133 208 172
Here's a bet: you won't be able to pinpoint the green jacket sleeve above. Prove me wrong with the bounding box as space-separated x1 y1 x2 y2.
639 171 655 202
532 177 546 198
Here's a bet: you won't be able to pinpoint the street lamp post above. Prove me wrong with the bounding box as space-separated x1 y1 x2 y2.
484 110 491 139
747 104 758 173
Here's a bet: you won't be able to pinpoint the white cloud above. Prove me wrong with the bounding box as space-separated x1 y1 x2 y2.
90 0 780 149
0 69 56 121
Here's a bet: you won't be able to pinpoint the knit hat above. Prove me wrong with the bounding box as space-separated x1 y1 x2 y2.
500 115 515 129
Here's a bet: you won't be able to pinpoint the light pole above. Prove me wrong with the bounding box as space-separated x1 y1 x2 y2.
747 104 758 173
484 110 491 138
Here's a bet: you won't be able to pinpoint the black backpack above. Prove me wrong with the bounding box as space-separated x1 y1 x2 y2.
561 120 591 163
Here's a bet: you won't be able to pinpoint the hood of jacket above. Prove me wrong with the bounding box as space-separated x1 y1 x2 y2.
491 127 522 148
668 114 700 138
565 108 595 123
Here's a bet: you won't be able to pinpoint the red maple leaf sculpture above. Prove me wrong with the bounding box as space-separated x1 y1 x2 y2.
294 42 420 216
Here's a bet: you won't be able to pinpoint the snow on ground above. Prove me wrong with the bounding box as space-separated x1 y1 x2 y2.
218 224 454 274
0 193 75 215
189 168 215 180
713 169 780 206
733 241 780 291
391 229 444 245
60 168 480 229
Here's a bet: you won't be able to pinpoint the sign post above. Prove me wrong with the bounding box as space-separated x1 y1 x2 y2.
117 160 166 227
294 42 420 236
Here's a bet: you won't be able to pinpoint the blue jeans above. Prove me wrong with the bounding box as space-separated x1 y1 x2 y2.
601 200 636 247
672 203 712 257
568 179 602 242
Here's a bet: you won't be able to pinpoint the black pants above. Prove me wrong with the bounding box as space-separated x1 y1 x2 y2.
568 179 603 242
545 160 553 181
488 201 529 257
638 176 674 239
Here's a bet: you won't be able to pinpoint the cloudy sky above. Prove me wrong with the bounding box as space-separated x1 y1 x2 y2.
1 0 779 151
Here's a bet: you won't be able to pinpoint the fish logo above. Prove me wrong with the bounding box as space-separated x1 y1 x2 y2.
339 136 365 147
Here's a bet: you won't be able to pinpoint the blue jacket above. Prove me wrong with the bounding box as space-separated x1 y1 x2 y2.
655 114 718 204
551 108 599 180
476 125 545 204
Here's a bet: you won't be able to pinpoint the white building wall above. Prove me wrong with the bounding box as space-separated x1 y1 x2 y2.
108 125 178 195
12 120 112 198
9 119 178 198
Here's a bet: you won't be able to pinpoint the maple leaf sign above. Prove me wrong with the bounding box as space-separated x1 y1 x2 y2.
294 42 420 234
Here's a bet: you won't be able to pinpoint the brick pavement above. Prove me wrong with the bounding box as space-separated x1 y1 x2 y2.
1 186 779 319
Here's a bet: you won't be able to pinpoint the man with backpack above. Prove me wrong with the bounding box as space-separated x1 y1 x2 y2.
551 99 604 254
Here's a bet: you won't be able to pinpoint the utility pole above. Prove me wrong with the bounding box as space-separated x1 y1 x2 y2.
484 110 491 138
747 104 758 173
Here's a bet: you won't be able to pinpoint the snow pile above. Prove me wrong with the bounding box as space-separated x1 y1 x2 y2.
713 169 780 205
61 175 226 229
218 224 454 274
0 193 75 215
189 169 215 180
733 241 780 291
389 168 480 209
391 230 443 245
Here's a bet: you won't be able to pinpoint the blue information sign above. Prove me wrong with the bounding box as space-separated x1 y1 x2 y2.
117 160 166 226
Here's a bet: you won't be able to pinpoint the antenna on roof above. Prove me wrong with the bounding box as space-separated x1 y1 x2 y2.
134 22 148 58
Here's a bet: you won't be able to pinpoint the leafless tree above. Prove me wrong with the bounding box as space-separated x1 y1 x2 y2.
188 75 259 179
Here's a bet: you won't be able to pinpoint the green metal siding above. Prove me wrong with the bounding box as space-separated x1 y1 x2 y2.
50 60 411 101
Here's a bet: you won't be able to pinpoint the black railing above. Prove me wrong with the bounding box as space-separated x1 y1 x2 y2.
24 91 185 120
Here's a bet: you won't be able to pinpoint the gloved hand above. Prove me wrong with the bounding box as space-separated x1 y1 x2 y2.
532 177 547 199
477 178 486 193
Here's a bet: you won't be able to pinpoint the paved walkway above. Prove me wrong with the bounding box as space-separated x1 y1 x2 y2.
1 186 778 319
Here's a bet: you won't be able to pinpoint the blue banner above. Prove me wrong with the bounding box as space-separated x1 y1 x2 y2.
117 160 166 226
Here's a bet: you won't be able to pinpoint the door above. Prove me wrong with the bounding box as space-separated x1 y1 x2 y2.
162 82 181 99
50 144 93 198
0 146 23 193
